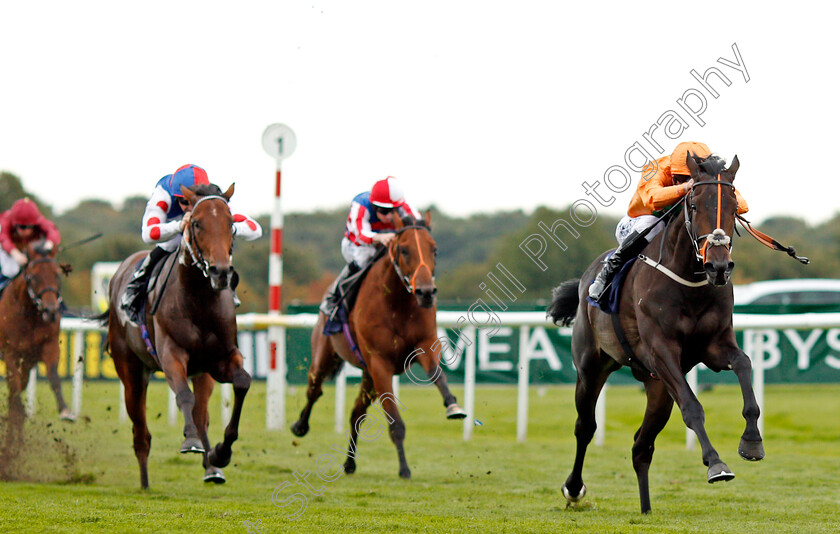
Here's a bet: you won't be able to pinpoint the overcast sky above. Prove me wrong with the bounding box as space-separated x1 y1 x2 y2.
0 1 837 226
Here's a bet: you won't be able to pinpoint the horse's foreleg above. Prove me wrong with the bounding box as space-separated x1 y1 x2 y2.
343 371 375 475
208 353 250 470
632 378 674 514
410 339 466 420
563 350 616 505
369 362 411 479
192 373 225 483
652 342 732 483
291 327 341 437
44 348 72 420
3 355 26 449
730 349 764 461
161 354 202 454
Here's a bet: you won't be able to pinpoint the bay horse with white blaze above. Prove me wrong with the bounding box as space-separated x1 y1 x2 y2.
102 184 250 488
1 239 73 448
548 153 764 513
291 212 466 479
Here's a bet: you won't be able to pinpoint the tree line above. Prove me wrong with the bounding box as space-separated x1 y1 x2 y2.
2 171 837 313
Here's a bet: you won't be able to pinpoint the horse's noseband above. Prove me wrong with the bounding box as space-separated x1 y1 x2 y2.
685 179 736 264
389 225 435 294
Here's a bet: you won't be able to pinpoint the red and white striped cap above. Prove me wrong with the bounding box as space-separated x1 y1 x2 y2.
370 176 405 208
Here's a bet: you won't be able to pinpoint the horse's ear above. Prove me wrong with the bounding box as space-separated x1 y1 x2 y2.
393 214 405 230
721 155 739 183
423 209 432 230
686 151 702 178
181 185 197 205
223 183 235 201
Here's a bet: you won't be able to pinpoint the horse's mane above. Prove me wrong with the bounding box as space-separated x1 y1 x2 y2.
31 238 54 256
697 154 727 177
190 183 224 197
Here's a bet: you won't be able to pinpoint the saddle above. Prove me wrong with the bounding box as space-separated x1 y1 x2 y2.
585 252 638 315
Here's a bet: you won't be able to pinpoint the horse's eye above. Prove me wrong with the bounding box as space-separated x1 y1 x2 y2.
400 247 409 257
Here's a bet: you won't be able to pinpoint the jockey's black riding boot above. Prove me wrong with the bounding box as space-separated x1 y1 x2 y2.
320 262 360 320
120 246 168 325
588 232 647 303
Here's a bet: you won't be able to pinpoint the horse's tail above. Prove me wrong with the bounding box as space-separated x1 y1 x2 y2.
547 279 581 327
90 309 110 327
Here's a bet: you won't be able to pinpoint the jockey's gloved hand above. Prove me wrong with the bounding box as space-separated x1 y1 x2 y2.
179 212 192 231
680 178 695 195
373 233 396 246
10 248 27 266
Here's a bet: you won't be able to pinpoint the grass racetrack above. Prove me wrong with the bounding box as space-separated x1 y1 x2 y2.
0 380 838 533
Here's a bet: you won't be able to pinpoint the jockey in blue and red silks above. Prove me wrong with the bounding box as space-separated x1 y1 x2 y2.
0 198 62 289
321 176 421 324
120 164 262 325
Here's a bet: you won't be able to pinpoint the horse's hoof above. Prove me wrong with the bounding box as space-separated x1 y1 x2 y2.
562 482 586 503
59 409 76 422
203 466 226 484
707 462 735 483
208 444 232 468
180 438 205 454
399 467 411 479
344 460 356 475
446 404 467 420
738 438 765 461
290 420 309 437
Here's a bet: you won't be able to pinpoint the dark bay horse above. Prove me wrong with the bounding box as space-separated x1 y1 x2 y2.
1 239 72 447
102 184 250 488
547 154 764 513
291 211 466 479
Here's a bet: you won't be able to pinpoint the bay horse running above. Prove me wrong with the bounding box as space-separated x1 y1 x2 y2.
102 184 250 488
547 153 764 513
291 211 466 479
1 239 72 448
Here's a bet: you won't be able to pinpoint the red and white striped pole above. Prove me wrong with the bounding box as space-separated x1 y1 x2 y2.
262 123 296 430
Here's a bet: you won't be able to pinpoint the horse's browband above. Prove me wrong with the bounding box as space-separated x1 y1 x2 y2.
394 224 430 235
691 180 734 189
192 195 229 210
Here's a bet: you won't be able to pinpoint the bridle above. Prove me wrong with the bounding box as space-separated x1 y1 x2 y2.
388 225 435 294
684 177 736 264
23 255 62 316
182 195 232 279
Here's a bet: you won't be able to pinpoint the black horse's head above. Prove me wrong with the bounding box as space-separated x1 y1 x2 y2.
685 153 740 286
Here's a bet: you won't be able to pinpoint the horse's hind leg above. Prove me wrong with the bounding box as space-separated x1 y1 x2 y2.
369 362 411 479
291 325 342 437
112 344 153 489
410 339 466 420
343 371 375 475
563 349 618 505
729 349 764 461
208 351 250 471
43 339 73 421
632 378 674 514
192 373 224 483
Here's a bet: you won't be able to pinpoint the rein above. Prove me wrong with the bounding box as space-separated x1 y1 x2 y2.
388 225 434 294
736 215 810 264
182 195 232 278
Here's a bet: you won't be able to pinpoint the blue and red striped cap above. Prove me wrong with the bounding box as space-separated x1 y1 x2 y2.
168 164 210 197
